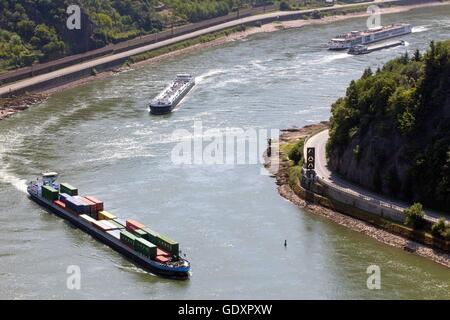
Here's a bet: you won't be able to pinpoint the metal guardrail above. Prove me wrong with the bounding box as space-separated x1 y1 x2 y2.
313 174 437 222
0 4 278 87
0 0 403 88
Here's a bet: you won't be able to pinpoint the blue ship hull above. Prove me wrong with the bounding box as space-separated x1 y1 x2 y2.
28 188 190 279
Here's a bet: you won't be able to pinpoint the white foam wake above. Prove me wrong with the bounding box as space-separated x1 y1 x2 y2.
0 167 28 193
311 52 351 65
196 68 226 84
412 25 431 33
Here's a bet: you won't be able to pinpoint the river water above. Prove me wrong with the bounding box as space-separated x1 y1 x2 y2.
0 6 449 299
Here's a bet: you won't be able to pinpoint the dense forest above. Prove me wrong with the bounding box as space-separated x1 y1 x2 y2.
0 0 275 72
327 40 450 211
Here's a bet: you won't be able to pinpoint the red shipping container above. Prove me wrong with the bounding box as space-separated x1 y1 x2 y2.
157 248 171 257
84 196 104 212
80 197 97 215
126 219 145 231
155 256 170 263
81 197 95 206
54 200 66 208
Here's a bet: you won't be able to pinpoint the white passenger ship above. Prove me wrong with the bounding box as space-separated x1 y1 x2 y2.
328 23 412 50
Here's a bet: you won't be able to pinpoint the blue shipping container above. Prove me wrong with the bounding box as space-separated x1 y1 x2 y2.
59 193 70 202
73 196 93 215
65 197 84 212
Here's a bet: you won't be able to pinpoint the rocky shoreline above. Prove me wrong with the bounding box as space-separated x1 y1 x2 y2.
265 123 450 269
0 93 48 120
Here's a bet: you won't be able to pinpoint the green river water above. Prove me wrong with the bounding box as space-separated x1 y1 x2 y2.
0 5 449 299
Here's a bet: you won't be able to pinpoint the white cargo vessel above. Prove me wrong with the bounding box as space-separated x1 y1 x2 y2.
328 23 412 50
149 74 195 115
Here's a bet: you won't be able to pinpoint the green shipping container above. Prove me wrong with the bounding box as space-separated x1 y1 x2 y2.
42 185 59 201
156 234 179 256
134 238 157 259
142 228 159 244
59 183 78 196
120 230 136 247
132 229 147 238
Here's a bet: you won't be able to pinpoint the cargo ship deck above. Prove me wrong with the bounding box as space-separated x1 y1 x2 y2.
149 74 195 115
348 40 406 55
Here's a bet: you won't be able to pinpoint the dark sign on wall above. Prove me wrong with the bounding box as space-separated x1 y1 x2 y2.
306 147 315 170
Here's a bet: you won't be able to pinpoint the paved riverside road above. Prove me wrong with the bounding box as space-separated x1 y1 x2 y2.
0 0 398 97
304 129 448 222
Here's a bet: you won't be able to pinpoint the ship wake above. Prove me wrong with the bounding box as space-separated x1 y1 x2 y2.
196 68 227 84
0 164 28 193
412 25 431 33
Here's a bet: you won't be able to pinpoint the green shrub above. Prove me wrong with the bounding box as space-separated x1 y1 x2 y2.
327 40 450 212
288 140 304 166
404 203 425 228
288 165 302 188
311 10 322 19
442 228 450 240
279 1 291 11
431 217 450 240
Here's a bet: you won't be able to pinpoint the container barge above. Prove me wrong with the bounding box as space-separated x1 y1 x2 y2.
348 40 405 55
27 172 190 279
149 74 195 115
328 23 411 50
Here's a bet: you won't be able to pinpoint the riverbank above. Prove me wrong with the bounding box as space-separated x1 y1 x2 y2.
1 0 449 121
130 0 450 67
265 123 450 269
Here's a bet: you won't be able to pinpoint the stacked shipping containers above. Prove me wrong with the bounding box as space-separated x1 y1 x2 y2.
98 211 116 220
80 214 96 224
51 185 180 261
42 185 59 201
64 196 85 213
107 220 124 229
73 196 94 216
59 193 70 202
142 228 159 243
120 231 136 248
134 238 157 259
126 220 179 256
133 229 147 238
94 220 123 231
59 183 78 196
126 220 145 231
84 196 104 212
54 200 66 209
153 234 179 256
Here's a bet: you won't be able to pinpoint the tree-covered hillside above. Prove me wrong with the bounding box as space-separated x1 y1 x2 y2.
0 0 272 71
327 40 450 211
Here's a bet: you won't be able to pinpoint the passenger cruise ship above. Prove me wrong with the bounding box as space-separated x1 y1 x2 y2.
149 74 195 115
328 23 412 50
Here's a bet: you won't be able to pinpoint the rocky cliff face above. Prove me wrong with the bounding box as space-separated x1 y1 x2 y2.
327 41 450 211
328 93 450 196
